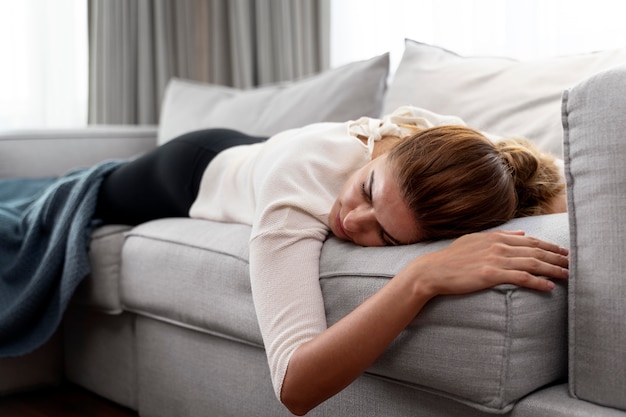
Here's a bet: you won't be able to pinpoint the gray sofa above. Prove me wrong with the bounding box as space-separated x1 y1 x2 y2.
2 41 626 416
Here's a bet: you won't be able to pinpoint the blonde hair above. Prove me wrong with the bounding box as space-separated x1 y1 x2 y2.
387 125 563 241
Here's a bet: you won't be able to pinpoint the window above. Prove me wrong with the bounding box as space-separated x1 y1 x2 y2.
0 0 87 131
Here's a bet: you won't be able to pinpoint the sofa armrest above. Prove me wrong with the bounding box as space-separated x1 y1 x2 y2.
563 65 626 411
0 125 157 178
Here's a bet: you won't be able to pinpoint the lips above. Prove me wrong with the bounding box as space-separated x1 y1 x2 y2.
335 211 349 241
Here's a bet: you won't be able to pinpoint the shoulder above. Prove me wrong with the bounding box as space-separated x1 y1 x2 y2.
260 122 370 174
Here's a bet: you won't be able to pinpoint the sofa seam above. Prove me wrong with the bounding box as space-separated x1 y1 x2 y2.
126 307 264 349
319 272 393 280
495 289 514 410
123 232 250 265
130 310 139 410
91 226 132 240
561 88 577 397
366 373 515 414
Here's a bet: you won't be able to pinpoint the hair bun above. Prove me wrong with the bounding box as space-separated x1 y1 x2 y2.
497 139 539 184
496 138 563 217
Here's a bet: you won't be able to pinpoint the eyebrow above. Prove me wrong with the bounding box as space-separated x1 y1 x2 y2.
369 170 403 246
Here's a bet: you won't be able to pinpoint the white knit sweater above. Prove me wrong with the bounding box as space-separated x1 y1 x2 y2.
189 106 465 400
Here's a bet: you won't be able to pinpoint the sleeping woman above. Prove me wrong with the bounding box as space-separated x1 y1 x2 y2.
19 106 571 415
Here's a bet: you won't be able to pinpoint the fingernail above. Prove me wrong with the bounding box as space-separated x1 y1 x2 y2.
546 280 555 290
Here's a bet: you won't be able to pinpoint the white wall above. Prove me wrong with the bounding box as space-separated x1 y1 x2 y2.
330 0 626 70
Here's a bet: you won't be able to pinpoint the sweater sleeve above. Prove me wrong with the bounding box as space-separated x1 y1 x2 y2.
243 122 369 401
249 224 328 401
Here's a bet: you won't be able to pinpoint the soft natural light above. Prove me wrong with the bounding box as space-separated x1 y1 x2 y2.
0 0 87 131
0 1 624 131
330 0 626 70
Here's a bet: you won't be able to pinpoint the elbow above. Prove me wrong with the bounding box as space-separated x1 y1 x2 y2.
279 343 330 415
281 389 315 416
285 405 310 417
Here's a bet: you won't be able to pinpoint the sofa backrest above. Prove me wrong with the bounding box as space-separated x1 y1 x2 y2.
563 65 626 411
384 39 626 158
0 126 157 179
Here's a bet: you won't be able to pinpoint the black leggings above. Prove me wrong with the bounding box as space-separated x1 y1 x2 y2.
95 129 267 225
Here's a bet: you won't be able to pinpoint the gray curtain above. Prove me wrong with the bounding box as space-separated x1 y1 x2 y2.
88 0 331 125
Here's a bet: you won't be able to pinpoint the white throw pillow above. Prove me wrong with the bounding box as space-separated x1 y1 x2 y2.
384 40 626 156
158 53 389 145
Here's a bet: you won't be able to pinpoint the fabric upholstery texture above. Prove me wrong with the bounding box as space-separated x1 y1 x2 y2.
121 219 261 346
384 39 626 157
512 384 626 417
136 316 286 417
563 65 626 410
0 126 157 179
64 307 137 410
71 225 132 314
135 316 495 417
321 214 569 413
117 214 568 413
157 53 389 144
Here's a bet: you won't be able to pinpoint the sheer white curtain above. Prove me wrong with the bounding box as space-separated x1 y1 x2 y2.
330 0 626 70
0 0 88 131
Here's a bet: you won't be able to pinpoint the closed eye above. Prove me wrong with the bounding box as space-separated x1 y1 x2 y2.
362 174 393 246
360 182 371 202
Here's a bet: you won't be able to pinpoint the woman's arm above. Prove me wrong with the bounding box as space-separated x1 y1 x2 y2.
281 230 569 415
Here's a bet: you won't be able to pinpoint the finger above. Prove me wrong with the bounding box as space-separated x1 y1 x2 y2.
499 232 569 256
505 270 558 292
504 245 569 269
503 256 569 280
495 229 525 236
482 235 569 270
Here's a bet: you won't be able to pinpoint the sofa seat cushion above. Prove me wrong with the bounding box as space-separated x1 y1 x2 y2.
119 214 568 413
120 219 263 346
72 225 132 313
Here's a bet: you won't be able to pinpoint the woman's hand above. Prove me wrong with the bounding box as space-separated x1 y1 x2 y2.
409 230 569 297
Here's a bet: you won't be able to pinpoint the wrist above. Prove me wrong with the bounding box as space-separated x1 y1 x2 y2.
396 257 439 305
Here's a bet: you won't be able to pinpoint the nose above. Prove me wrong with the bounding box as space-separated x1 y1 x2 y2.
343 205 376 233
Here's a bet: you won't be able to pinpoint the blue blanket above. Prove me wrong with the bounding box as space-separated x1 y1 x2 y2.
0 161 123 357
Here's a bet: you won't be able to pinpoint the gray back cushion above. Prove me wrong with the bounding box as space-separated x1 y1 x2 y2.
563 65 626 411
158 54 389 144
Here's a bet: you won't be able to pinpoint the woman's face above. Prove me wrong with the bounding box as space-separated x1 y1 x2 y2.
328 155 422 247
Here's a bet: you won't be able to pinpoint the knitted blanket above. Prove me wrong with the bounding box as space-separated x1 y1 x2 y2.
0 161 123 357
